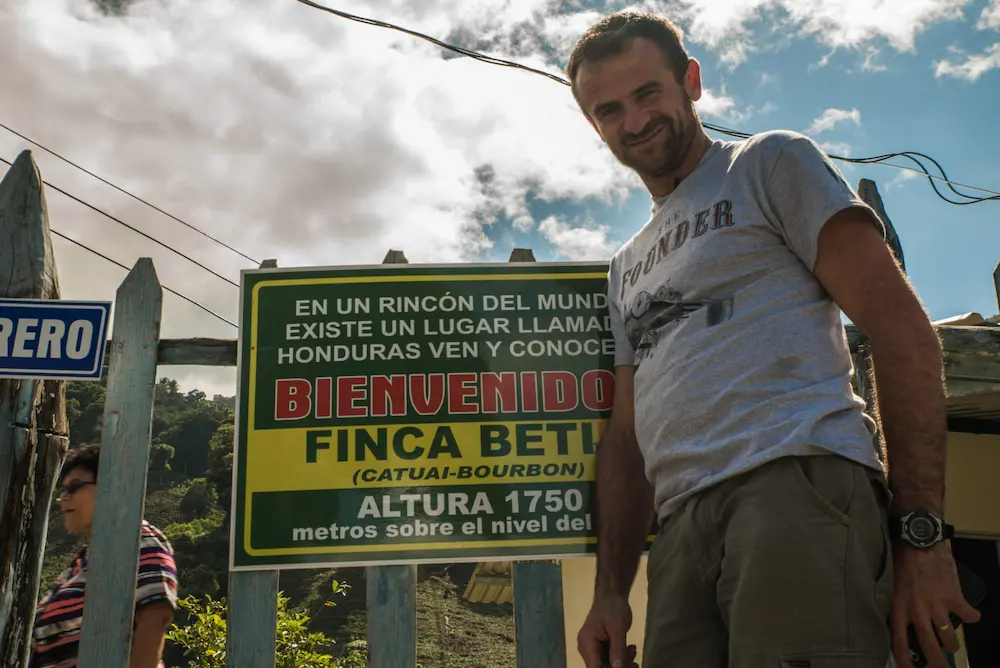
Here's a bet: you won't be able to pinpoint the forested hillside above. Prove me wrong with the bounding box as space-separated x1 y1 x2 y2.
40 377 516 667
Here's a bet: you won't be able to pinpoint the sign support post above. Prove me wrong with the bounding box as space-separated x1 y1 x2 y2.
366 249 418 668
227 258 281 668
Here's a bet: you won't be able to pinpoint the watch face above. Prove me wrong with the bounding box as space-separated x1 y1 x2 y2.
906 514 939 546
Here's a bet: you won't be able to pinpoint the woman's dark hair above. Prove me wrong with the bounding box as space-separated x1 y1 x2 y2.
58 444 101 485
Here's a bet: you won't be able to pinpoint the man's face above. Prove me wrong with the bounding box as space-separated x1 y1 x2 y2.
574 37 702 181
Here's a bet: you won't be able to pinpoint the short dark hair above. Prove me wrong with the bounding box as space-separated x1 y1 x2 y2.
567 11 690 101
59 444 100 485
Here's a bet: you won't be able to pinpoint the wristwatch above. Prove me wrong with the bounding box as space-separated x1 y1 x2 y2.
890 509 955 548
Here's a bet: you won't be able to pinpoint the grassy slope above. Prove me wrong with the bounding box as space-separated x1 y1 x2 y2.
338 571 516 668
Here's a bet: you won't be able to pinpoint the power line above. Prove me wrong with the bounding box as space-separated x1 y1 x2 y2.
51 229 237 328
0 156 240 288
295 0 999 206
865 161 1000 198
0 122 260 264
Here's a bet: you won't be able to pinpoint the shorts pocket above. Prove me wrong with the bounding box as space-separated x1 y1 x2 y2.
788 455 854 526
779 652 888 667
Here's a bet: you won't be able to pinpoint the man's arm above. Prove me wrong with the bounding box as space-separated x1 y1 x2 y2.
129 601 174 668
813 206 981 668
812 206 946 514
593 364 654 599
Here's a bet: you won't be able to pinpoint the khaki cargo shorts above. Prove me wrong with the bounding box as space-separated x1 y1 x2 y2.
643 454 894 668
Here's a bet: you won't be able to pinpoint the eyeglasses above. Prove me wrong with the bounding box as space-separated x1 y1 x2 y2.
57 481 95 498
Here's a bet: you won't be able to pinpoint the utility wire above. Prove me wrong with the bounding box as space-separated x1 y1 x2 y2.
867 161 1000 198
0 156 240 288
50 229 237 328
295 0 999 206
0 122 260 264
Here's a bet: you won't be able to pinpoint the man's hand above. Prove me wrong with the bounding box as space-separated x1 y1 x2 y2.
577 594 638 668
890 543 981 668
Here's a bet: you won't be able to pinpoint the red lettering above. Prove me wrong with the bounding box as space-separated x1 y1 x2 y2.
371 375 407 417
410 374 445 416
520 372 539 412
448 373 478 414
542 371 578 412
275 379 310 420
337 376 367 418
581 370 615 411
315 377 333 419
481 372 517 413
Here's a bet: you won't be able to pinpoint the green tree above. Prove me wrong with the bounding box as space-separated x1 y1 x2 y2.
66 381 106 445
166 592 368 668
156 402 233 477
206 423 235 515
179 479 217 521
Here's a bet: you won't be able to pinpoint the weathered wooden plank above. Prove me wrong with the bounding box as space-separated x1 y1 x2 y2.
366 565 418 668
855 178 907 464
77 258 162 668
844 325 1000 356
145 322 1000 371
226 570 279 668
226 256 280 668
513 561 567 668
0 149 69 668
858 178 905 271
155 338 238 366
992 259 1000 314
509 246 568 668
365 248 418 668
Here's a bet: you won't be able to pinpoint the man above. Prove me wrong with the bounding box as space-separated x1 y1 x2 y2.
567 11 981 668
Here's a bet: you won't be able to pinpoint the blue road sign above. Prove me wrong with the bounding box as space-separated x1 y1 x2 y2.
0 298 112 381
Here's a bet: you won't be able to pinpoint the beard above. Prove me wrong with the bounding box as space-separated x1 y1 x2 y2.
613 101 700 181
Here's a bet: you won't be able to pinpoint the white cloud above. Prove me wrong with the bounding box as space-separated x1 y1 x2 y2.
886 168 921 191
935 43 1000 80
696 88 739 119
807 108 862 135
931 0 1000 82
819 140 854 157
0 0 979 399
758 72 780 87
979 0 1000 30
660 0 972 66
0 0 640 395
538 216 618 260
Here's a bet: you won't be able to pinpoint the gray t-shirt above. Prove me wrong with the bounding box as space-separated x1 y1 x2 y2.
607 129 886 522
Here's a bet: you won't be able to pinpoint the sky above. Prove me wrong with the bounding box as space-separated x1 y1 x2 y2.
1 0 998 398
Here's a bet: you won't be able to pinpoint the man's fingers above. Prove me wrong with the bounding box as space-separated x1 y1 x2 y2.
955 597 983 625
577 629 606 668
913 615 948 668
890 614 914 668
932 613 961 654
608 629 628 668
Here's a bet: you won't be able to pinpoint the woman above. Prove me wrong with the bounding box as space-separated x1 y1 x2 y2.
31 444 179 668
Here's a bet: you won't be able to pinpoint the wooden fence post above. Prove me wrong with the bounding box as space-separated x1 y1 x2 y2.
366 248 419 668
227 258 280 668
0 150 70 668
855 179 905 465
508 247 568 668
77 258 163 668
